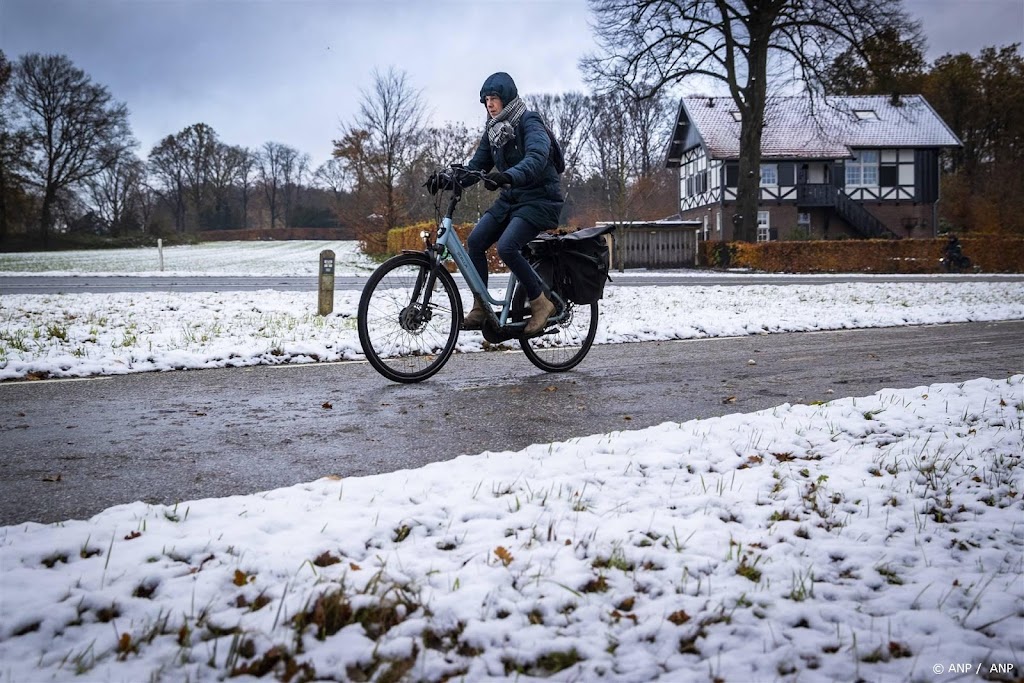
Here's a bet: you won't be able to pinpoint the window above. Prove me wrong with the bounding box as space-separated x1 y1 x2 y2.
846 150 879 187
797 212 810 225
757 211 771 242
730 111 742 122
853 109 878 120
759 164 778 186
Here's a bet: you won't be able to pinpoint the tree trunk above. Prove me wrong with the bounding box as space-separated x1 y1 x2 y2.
734 24 771 243
0 163 8 242
735 117 763 242
40 189 55 247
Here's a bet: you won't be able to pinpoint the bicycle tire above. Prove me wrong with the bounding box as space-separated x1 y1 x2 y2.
519 299 599 372
358 253 462 383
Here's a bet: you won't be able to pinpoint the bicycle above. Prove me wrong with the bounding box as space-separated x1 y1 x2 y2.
357 164 600 383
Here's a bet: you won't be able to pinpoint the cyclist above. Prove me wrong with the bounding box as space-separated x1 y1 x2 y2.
426 72 563 336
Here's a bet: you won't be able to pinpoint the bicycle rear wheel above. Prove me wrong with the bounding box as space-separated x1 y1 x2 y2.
519 299 598 372
358 253 462 383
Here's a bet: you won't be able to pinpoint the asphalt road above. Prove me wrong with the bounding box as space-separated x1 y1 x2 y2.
2 320 1022 526
2 272 1022 294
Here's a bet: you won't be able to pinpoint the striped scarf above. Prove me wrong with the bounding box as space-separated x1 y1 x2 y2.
486 96 527 149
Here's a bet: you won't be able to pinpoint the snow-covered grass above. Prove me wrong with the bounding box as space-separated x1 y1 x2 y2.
0 240 377 276
1 376 1021 682
1 281 1023 381
0 242 1022 681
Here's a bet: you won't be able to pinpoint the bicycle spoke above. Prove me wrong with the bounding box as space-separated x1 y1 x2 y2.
358 255 461 382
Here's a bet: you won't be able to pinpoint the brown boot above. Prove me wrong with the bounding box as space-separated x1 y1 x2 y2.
463 296 489 330
523 293 556 336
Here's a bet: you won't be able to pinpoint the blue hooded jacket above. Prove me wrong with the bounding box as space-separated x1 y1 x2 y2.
469 72 563 230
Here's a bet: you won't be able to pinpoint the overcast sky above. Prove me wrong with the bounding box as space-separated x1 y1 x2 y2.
2 0 1022 167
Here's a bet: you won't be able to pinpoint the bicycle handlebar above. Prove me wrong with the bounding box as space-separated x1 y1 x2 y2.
437 164 487 187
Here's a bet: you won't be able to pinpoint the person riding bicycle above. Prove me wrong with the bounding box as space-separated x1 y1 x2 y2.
426 72 564 336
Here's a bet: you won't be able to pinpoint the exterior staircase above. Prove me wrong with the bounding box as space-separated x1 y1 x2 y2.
797 184 899 239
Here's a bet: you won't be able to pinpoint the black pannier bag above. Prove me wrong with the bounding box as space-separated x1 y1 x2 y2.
526 225 615 305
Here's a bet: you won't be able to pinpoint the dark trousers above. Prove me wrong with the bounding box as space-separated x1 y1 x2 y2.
467 213 544 301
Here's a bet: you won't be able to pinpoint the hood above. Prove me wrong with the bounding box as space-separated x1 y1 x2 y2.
479 72 519 104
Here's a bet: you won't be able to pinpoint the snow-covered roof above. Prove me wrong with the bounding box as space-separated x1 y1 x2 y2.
667 95 962 165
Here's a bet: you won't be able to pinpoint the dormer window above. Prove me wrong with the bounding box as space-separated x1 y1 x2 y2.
853 109 878 121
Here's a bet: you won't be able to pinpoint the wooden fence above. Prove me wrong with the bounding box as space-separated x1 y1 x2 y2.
603 222 703 270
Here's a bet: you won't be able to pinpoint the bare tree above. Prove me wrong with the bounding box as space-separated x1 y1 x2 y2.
148 134 188 232
525 92 595 208
584 0 918 241
0 49 32 241
87 150 145 235
178 123 218 228
407 121 478 222
135 182 159 234
588 90 636 222
330 128 376 235
234 147 258 230
13 53 133 245
258 141 304 229
335 67 426 235
280 148 311 228
312 157 354 229
208 143 247 229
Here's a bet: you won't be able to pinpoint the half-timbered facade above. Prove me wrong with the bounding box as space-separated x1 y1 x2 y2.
666 95 961 241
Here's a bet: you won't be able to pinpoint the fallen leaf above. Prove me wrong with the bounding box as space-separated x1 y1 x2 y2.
723 396 737 404
668 610 691 625
42 473 62 483
313 551 340 567
543 385 558 393
349 562 361 571
494 546 514 566
124 531 142 540
623 415 632 421
321 402 333 409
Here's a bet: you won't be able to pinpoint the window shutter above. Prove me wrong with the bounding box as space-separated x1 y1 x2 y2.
725 163 738 187
879 165 898 188
778 163 794 186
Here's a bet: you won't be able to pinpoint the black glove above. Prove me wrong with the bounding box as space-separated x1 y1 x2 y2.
425 171 454 195
483 170 511 191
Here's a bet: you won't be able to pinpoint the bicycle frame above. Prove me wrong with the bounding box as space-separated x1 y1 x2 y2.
426 181 566 330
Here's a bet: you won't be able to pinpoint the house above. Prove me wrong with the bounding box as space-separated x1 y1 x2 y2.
665 95 962 241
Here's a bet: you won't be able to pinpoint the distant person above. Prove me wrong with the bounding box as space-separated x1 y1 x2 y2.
427 72 563 336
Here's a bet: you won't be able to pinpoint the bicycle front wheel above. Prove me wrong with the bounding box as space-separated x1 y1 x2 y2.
520 300 599 372
358 254 462 383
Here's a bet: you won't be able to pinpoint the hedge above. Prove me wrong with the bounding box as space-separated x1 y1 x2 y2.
386 221 505 272
699 237 1024 273
386 225 1024 274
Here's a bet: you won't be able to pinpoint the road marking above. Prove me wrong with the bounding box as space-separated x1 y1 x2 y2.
263 359 368 369
0 376 115 387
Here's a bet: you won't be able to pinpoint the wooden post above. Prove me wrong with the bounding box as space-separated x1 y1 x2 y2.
158 238 164 272
318 249 335 316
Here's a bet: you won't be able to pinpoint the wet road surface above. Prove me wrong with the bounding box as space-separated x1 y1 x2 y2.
1 320 1022 525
